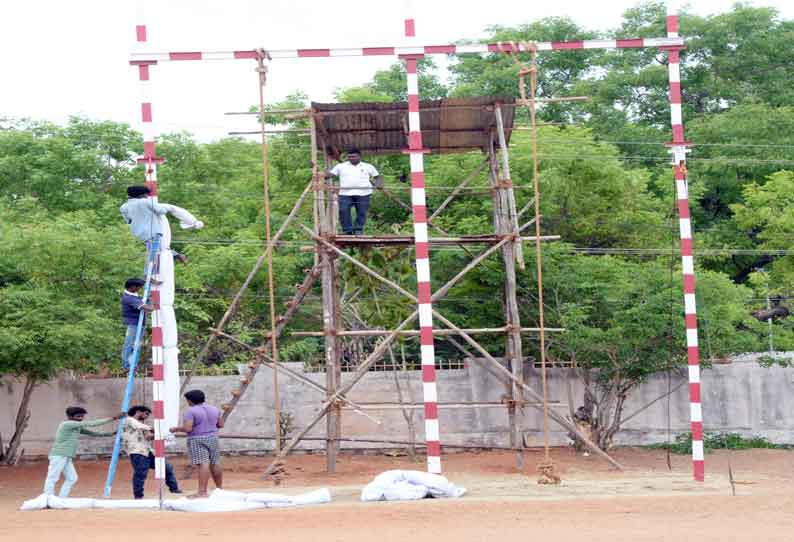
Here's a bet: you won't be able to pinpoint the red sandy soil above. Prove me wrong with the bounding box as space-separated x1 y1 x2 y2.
1 448 793 542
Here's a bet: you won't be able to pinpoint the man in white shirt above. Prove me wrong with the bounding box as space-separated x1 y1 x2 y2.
325 148 383 235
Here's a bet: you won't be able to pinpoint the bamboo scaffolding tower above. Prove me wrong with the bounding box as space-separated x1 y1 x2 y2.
183 94 623 477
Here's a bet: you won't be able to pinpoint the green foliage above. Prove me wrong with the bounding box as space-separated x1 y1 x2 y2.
1 2 793 413
545 251 758 378
0 285 116 381
731 171 794 291
280 338 323 364
653 432 790 455
451 17 597 123
335 58 447 103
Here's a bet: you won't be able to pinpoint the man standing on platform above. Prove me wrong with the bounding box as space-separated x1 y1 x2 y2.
325 148 383 235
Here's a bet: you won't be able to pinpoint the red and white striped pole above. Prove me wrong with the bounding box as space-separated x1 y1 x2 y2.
134 0 167 494
403 2 441 475
666 1 704 482
128 37 684 63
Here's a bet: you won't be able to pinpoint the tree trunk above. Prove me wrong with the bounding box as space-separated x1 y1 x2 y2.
572 370 637 452
3 376 36 466
389 344 417 460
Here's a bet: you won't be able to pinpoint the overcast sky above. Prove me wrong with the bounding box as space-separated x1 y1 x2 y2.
2 0 791 141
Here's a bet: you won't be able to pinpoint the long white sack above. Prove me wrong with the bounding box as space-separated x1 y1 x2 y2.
20 488 332 512
361 470 467 502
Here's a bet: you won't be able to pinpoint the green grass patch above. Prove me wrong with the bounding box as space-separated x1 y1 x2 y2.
645 432 793 455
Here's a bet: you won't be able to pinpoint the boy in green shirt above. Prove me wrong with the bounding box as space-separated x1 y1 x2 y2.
43 407 124 497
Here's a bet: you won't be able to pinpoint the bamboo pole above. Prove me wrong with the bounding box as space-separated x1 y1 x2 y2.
217 434 532 452
210 328 380 424
427 160 488 222
290 327 564 337
428 309 623 470
263 221 530 474
301 224 513 306
217 265 320 424
310 114 320 269
527 50 554 478
488 139 525 470
516 197 536 222
256 51 281 454
331 235 560 244
519 217 538 234
263 310 420 476
225 103 521 116
180 179 314 394
315 147 343 472
378 185 476 259
495 103 525 270
341 401 560 409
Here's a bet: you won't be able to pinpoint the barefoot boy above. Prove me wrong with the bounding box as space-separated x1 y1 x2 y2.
123 405 181 499
170 390 224 498
44 408 123 497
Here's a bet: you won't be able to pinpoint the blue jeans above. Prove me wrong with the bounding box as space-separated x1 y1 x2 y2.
121 325 138 370
338 195 371 235
43 456 78 497
130 452 179 498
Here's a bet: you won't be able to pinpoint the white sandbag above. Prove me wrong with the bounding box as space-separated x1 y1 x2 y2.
162 346 181 434
280 488 332 507
158 250 175 307
254 489 332 508
20 494 159 511
47 496 95 509
19 494 49 511
164 498 266 513
157 213 172 250
93 499 161 510
361 470 466 502
401 470 467 498
21 487 332 513
380 481 428 501
205 489 255 502
209 488 332 508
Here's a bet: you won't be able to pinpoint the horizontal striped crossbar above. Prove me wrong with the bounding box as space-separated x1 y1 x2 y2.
129 37 684 63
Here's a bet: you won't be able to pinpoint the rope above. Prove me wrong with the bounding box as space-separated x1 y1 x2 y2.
508 42 559 481
666 179 677 471
256 48 281 454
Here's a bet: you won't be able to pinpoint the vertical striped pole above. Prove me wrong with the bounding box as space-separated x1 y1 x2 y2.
666 1 704 482
402 1 441 475
134 0 167 496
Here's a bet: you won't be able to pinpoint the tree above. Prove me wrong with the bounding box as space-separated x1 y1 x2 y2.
0 286 116 464
0 118 139 213
334 58 447 103
732 171 794 293
451 17 597 123
542 250 759 450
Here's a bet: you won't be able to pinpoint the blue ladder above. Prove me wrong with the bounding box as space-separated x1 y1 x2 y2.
103 236 161 498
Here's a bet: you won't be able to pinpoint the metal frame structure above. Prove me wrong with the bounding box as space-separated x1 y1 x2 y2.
131 0 703 482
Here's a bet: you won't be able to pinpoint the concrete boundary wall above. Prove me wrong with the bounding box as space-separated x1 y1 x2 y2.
3 354 794 458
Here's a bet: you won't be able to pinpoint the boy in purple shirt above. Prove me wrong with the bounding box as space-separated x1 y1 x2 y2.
170 389 224 498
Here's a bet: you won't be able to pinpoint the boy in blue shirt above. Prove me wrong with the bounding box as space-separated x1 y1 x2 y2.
121 278 154 370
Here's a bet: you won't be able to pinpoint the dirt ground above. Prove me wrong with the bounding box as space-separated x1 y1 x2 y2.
1 447 792 542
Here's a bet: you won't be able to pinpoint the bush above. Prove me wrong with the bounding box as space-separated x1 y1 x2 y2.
649 432 790 454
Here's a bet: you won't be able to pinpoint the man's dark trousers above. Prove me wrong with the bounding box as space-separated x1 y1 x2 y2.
130 452 179 498
339 195 371 234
